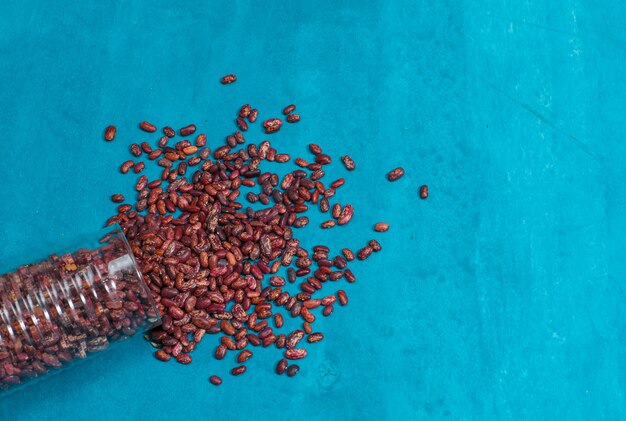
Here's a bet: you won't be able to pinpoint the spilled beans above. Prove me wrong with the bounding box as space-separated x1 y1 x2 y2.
104 74 426 386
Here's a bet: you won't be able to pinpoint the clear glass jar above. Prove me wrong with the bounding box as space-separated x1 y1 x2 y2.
0 226 159 393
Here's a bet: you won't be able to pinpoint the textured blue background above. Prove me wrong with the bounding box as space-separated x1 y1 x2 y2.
1 1 625 420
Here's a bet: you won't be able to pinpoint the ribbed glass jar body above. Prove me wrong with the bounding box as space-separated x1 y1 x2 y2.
0 226 158 393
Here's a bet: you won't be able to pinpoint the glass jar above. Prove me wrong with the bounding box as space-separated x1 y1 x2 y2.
0 226 159 393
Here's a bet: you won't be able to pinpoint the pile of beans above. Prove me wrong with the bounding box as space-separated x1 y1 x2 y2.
105 77 425 384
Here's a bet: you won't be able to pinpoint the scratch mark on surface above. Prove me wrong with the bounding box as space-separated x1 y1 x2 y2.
478 77 603 166
492 16 626 53
510 19 577 37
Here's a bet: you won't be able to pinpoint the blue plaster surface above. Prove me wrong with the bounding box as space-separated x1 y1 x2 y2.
0 1 624 420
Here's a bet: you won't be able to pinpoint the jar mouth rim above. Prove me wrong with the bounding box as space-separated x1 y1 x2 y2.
110 224 161 327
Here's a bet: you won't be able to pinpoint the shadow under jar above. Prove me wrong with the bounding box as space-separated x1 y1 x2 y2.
0 226 159 393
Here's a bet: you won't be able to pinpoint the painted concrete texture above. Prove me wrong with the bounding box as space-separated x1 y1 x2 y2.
0 1 624 420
